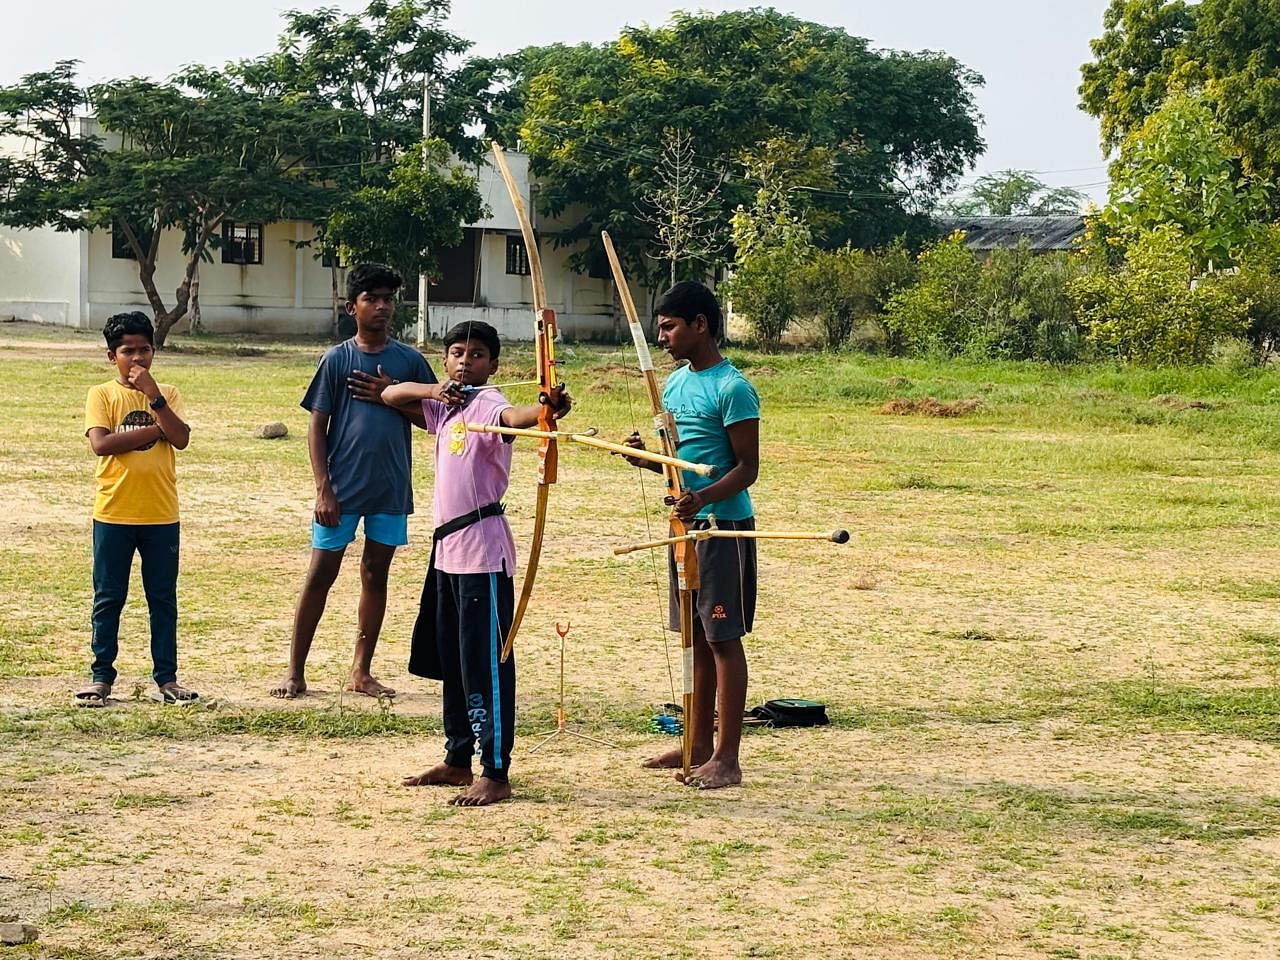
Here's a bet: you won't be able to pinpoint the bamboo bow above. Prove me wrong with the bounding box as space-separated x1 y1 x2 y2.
491 141 560 664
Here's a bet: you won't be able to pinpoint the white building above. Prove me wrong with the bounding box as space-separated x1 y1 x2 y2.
0 138 620 342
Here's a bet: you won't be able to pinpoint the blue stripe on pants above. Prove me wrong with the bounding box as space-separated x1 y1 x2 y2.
488 573 503 772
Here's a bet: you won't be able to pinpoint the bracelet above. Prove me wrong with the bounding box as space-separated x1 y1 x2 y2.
149 394 167 411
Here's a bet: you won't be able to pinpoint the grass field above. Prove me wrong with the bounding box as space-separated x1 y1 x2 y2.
3 321 1280 959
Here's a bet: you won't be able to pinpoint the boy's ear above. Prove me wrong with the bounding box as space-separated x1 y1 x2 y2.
344 300 357 317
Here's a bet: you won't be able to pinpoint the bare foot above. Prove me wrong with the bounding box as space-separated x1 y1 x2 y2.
346 673 395 698
449 776 512 807
642 745 710 769
680 757 742 790
269 674 306 699
402 763 473 788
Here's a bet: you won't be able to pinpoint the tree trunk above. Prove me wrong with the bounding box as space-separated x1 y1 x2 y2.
189 260 202 336
330 265 341 339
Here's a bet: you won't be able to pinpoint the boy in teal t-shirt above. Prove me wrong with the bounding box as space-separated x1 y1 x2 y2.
624 281 760 790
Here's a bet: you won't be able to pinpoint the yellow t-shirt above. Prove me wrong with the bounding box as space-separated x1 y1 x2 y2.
84 380 184 524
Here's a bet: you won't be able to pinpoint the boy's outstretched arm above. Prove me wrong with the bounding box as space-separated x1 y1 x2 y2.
500 387 572 429
307 409 340 527
670 418 760 522
372 375 462 428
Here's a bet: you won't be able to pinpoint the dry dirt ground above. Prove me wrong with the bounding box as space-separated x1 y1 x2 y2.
2 328 1280 958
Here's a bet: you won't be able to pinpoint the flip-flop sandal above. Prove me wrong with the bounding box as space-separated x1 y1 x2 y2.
151 683 199 705
74 681 111 708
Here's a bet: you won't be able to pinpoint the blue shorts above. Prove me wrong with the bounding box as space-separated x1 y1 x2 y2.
312 513 409 551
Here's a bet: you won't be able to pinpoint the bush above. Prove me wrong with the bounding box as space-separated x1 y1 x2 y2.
884 232 981 356
976 246 1085 362
798 247 875 349
724 236 809 350
1225 224 1280 355
1069 226 1250 365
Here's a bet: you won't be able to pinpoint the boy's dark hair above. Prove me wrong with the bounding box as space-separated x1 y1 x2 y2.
103 311 154 351
346 263 402 302
654 281 722 338
443 320 501 360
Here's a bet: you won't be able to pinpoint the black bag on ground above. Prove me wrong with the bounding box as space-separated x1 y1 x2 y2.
408 502 504 681
749 698 829 728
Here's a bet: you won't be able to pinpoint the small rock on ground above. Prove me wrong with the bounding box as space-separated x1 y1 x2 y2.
0 922 38 945
254 422 288 439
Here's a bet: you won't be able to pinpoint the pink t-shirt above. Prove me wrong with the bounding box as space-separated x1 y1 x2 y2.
423 390 518 575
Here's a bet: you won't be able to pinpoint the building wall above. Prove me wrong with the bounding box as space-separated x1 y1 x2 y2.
87 221 336 335
467 232 617 341
0 226 85 326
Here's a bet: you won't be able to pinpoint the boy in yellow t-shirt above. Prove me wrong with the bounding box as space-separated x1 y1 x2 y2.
77 312 196 707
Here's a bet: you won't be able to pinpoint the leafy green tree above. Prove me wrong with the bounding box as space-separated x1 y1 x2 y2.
723 137 822 350
0 62 368 345
1079 0 1195 153
1080 0 1280 189
224 0 485 305
481 8 983 289
1188 0 1280 186
227 0 478 158
724 235 811 351
1099 92 1268 270
325 139 483 279
945 170 1086 216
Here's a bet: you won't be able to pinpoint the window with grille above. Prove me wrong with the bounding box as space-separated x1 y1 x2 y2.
111 221 144 260
505 235 530 276
221 221 264 265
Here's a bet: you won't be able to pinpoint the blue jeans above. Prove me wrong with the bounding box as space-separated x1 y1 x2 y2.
91 520 180 686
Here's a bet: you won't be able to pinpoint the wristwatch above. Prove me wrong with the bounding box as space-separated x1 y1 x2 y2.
149 394 167 411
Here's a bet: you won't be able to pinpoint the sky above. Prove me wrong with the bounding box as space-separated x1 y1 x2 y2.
1 0 1114 204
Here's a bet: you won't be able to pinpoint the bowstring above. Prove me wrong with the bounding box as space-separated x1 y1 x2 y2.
618 342 679 712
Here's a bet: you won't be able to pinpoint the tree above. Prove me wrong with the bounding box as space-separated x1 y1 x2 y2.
1099 92 1269 270
478 8 984 290
226 0 486 313
638 127 726 286
325 139 483 278
723 138 821 350
945 170 1086 216
1078 0 1195 153
0 62 369 345
228 0 478 159
1080 0 1280 189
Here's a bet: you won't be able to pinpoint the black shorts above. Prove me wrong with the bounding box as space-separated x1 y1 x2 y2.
668 517 757 642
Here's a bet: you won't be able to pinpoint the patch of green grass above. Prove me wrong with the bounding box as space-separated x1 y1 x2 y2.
109 791 185 810
1106 681 1280 742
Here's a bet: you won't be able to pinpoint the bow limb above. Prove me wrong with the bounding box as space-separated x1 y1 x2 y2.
492 141 562 663
503 483 549 663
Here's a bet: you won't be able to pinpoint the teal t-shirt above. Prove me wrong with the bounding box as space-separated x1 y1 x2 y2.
662 358 760 521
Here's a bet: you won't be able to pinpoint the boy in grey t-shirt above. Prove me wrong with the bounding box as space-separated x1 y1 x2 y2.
270 264 450 699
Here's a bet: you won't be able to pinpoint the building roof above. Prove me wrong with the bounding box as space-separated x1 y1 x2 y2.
934 215 1085 252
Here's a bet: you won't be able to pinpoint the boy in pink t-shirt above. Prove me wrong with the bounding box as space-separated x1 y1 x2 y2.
382 320 570 807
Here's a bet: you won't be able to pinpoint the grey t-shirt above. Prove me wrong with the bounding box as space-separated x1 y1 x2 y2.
301 338 436 515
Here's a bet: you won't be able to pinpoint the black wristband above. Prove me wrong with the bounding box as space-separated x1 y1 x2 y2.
149 394 167 411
